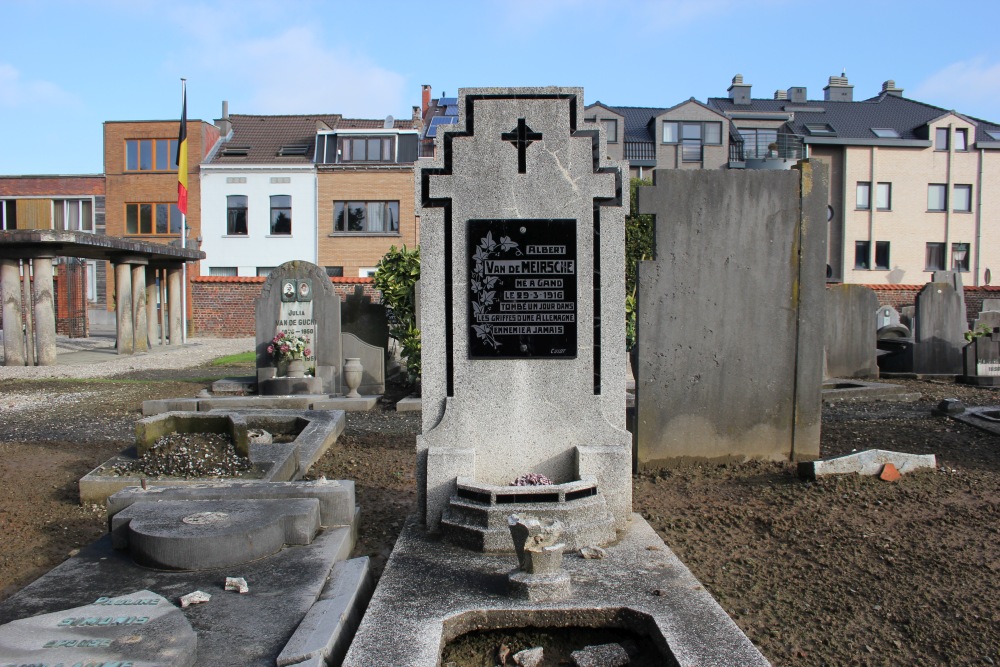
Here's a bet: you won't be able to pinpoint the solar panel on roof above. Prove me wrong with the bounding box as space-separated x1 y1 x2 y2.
445 105 459 117
427 125 439 138
439 97 458 107
429 116 458 126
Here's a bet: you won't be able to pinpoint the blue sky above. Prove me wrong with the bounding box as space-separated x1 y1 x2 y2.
3 0 999 175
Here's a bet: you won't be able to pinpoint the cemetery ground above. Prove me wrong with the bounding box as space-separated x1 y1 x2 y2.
0 360 997 666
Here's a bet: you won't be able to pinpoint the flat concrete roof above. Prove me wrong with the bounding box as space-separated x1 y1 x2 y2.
0 230 204 266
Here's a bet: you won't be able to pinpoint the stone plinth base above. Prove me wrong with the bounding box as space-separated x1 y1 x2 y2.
261 376 325 396
508 570 571 601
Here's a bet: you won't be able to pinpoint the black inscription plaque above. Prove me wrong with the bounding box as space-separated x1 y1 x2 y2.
467 219 577 359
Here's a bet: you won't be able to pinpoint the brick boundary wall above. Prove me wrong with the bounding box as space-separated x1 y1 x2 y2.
851 284 1000 325
191 276 382 337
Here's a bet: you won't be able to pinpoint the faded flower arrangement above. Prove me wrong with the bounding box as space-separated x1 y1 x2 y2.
267 331 311 364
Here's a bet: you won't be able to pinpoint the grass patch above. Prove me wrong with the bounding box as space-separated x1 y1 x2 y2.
210 351 255 366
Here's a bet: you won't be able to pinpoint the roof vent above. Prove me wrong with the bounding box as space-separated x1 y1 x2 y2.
881 80 904 97
220 146 250 157
774 89 788 100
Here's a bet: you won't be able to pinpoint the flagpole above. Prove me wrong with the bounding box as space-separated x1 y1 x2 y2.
179 78 188 345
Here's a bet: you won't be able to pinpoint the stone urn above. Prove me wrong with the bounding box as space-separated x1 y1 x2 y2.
286 357 306 378
343 357 363 398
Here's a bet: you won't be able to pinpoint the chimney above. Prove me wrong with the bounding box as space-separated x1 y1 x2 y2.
774 89 788 100
787 87 807 104
824 72 854 102
728 74 752 106
421 85 432 118
412 105 422 129
881 80 904 97
215 100 232 137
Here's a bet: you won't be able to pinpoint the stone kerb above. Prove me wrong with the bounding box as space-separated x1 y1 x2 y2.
255 261 343 394
634 163 827 467
415 87 632 531
136 411 249 457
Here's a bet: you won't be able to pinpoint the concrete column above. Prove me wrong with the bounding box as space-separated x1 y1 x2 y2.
145 268 158 348
22 261 35 365
132 263 148 352
32 256 57 366
1 259 25 366
167 266 183 345
115 262 134 355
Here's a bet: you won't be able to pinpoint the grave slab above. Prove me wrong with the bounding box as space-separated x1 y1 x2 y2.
343 515 770 667
0 590 197 667
821 380 921 403
0 527 354 667
952 406 1000 436
798 449 937 480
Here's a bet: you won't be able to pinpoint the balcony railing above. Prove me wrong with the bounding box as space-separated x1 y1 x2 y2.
733 134 805 161
624 141 656 162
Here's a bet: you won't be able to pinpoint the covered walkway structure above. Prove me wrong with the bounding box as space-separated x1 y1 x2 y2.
1 230 204 366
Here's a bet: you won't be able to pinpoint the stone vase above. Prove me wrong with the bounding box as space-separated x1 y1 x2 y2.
286 357 306 378
343 357 363 397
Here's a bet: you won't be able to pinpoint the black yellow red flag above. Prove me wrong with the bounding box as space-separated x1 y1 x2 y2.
176 81 188 216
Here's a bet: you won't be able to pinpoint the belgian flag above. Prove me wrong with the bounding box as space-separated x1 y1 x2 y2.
176 80 188 216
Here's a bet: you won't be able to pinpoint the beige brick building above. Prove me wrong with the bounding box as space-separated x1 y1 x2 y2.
597 73 1000 287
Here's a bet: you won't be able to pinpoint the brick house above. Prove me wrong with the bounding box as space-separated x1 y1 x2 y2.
201 105 421 279
592 73 1000 287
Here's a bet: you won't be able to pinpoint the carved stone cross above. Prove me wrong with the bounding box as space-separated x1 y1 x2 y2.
501 118 542 174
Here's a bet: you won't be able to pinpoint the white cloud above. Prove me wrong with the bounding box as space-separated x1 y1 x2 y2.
179 24 408 118
0 64 80 109
911 57 1000 117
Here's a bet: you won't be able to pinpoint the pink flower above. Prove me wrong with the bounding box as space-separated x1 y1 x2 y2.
280 344 290 353
304 348 312 357
267 345 274 354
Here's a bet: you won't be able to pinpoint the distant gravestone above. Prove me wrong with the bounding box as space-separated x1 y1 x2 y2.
635 164 828 466
416 87 631 535
932 270 968 326
825 284 879 378
973 310 1000 334
875 305 910 339
256 261 342 393
983 298 1000 312
961 326 1000 385
913 282 966 374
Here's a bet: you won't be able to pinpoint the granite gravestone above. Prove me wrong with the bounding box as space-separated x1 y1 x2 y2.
415 87 631 533
876 305 911 339
825 284 879 378
256 261 342 394
913 281 967 374
635 165 827 466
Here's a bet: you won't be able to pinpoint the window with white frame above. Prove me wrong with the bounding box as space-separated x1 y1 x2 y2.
270 195 291 235
209 267 238 277
359 267 377 278
0 200 15 229
928 184 947 211
876 182 892 211
333 201 400 233
953 184 972 212
856 182 871 210
53 199 94 232
663 121 723 163
86 260 98 302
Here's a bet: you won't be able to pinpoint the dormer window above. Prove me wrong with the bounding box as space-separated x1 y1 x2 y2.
340 136 394 162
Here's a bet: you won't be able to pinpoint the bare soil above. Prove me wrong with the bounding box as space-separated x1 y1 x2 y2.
1 364 998 666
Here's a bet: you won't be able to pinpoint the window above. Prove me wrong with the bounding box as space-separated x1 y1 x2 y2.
805 123 836 136
125 203 182 235
952 243 970 272
988 130 1000 141
662 122 678 143
856 182 871 210
955 128 968 151
854 241 871 269
601 119 618 143
925 242 946 271
953 184 972 212
928 184 947 211
86 260 97 302
325 266 344 278
53 199 94 232
875 241 890 270
338 135 393 162
935 127 949 150
871 128 900 138
359 267 378 278
256 267 275 277
681 123 702 161
1 200 16 229
270 195 291 235
125 139 178 172
738 128 778 159
227 195 248 235
333 201 400 233
876 182 892 211
209 267 238 277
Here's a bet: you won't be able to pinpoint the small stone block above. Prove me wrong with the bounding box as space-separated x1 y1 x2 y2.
799 449 936 479
571 642 630 667
934 398 966 415
513 646 544 667
879 463 901 482
507 570 571 601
